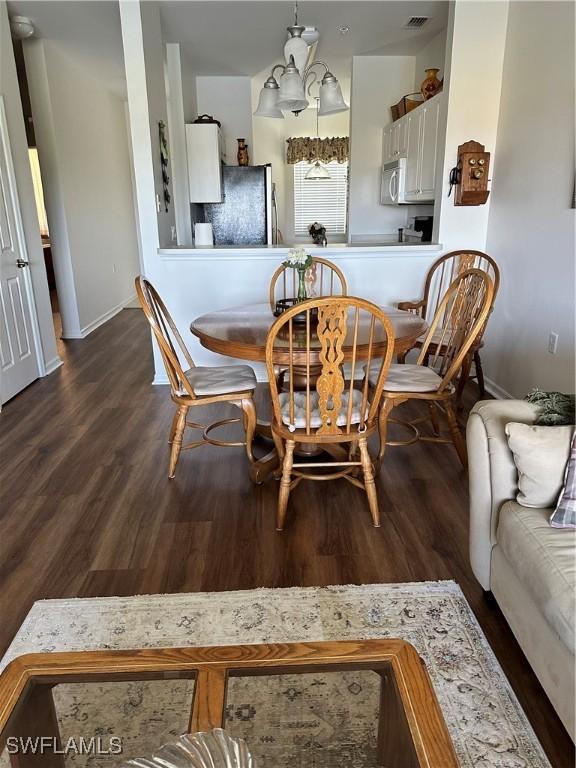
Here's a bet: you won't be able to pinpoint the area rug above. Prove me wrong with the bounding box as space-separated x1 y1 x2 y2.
1 582 551 768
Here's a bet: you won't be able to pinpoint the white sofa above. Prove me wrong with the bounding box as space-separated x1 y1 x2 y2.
467 399 575 740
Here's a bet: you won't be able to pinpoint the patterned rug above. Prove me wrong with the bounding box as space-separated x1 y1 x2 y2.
1 582 550 768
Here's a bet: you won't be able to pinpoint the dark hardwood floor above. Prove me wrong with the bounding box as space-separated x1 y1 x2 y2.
0 309 573 766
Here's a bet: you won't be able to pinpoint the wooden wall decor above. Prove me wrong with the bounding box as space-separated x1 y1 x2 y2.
452 140 490 206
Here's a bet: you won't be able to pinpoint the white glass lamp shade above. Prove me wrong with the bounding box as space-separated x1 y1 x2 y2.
305 161 331 180
284 34 309 74
318 78 349 116
277 70 308 113
254 85 284 118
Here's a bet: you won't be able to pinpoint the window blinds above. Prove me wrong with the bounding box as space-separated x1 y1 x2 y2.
293 161 348 236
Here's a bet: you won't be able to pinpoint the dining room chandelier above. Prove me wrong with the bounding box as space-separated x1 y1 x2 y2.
253 2 349 119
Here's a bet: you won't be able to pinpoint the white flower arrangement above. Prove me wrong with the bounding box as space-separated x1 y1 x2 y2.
283 247 312 271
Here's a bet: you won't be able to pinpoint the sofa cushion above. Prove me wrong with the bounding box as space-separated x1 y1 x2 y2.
497 500 576 651
505 422 574 507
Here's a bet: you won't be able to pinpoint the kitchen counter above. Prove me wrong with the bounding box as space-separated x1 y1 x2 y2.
151 240 443 383
158 241 442 260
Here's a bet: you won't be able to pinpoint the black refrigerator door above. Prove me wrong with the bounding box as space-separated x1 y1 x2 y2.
204 166 267 246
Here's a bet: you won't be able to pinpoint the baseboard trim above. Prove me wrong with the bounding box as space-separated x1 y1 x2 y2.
484 376 513 400
153 372 169 386
43 356 63 376
64 294 137 340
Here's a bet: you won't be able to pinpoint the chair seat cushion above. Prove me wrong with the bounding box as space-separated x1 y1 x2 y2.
367 363 443 393
497 500 576 651
279 389 368 431
183 365 256 397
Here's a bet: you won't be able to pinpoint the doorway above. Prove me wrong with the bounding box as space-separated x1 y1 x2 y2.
12 39 63 353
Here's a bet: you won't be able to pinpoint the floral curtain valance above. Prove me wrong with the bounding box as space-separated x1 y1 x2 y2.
286 137 349 165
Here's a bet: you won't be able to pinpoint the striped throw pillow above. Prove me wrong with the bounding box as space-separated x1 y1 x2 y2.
551 435 576 528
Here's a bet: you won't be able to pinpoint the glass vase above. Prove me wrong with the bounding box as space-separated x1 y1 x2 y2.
297 268 307 302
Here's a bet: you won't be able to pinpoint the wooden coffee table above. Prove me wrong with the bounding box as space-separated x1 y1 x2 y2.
0 639 458 767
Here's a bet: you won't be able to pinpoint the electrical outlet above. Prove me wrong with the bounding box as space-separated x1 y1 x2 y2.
548 332 559 355
112 264 118 274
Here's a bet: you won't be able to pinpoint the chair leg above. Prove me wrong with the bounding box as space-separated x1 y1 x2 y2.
168 408 180 444
428 401 440 436
277 439 295 531
474 350 486 397
445 401 467 468
396 350 408 364
168 405 188 478
455 351 473 405
359 437 380 527
240 397 257 464
377 398 395 466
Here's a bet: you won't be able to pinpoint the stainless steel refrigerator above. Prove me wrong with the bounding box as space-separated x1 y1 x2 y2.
203 165 273 246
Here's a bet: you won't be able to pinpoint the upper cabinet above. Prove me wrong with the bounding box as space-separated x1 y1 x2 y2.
381 93 445 203
186 123 226 203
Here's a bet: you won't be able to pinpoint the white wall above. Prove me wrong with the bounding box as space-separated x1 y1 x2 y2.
196 76 253 166
165 44 193 246
348 56 415 238
24 39 140 337
435 1 509 249
140 2 176 250
181 51 198 123
414 29 446 93
0 5 59 372
483 1 575 397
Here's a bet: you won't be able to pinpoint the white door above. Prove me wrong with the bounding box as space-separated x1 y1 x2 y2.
0 99 40 403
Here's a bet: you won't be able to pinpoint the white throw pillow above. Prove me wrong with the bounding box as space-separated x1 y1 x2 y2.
505 422 574 508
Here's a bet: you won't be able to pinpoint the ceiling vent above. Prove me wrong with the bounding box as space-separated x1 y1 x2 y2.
403 16 430 29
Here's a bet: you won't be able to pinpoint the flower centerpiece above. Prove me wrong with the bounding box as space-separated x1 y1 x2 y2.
283 247 313 301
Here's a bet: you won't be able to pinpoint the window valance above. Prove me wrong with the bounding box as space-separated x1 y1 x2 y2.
286 137 349 165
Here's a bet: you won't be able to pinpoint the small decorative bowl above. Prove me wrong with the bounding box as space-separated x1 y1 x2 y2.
120 729 256 768
274 298 318 326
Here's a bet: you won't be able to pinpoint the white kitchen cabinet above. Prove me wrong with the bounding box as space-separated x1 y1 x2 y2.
382 120 408 162
382 126 392 164
404 111 422 200
418 99 442 200
186 123 225 203
381 92 444 204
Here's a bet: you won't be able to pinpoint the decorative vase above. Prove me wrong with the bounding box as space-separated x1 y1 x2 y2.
237 138 249 166
297 268 307 302
420 68 442 101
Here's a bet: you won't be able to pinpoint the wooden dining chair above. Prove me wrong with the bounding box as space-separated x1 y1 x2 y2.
266 296 395 530
136 277 257 479
369 269 494 469
269 257 348 311
397 250 500 399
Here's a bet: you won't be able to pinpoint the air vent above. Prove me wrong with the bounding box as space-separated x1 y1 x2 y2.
403 16 430 29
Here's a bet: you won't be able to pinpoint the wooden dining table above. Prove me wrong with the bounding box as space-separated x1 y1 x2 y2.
191 302 427 482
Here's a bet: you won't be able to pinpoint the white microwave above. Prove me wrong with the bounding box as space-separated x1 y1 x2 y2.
380 158 407 205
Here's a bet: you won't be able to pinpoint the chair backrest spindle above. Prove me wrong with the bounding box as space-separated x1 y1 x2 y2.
418 269 494 391
135 276 196 399
266 297 395 438
269 258 348 310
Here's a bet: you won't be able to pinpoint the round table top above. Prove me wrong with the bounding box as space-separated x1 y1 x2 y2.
191 302 427 364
